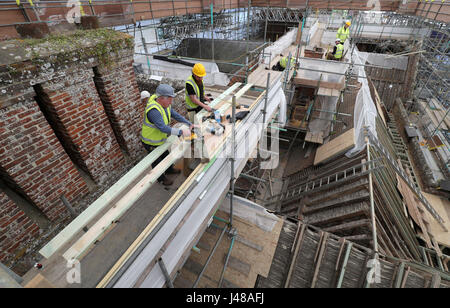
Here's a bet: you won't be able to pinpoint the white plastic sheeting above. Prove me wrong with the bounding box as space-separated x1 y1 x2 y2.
297 58 348 84
219 195 279 233
278 91 287 127
134 56 230 86
345 48 378 157
263 28 297 65
358 52 409 70
308 95 339 136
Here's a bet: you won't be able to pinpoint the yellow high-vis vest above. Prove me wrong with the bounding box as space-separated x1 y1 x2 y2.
336 26 350 43
141 95 172 146
280 57 295 69
335 44 344 59
185 75 204 110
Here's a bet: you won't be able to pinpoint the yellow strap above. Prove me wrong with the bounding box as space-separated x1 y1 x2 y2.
28 0 33 6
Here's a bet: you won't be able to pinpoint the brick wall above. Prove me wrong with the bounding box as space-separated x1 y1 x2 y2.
0 99 89 221
0 191 40 263
36 68 126 185
94 59 145 159
0 29 142 257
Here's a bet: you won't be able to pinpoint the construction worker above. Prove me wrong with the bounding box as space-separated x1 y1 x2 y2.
185 63 212 123
141 84 194 186
336 20 351 44
140 90 150 104
327 38 344 61
272 55 295 71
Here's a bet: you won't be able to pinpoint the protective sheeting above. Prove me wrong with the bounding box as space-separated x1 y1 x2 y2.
308 95 339 137
219 195 280 233
278 91 287 127
358 52 409 70
296 58 348 84
263 28 297 65
134 56 230 86
305 20 319 46
345 47 378 157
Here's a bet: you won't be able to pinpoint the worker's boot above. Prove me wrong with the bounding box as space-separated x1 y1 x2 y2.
158 175 173 186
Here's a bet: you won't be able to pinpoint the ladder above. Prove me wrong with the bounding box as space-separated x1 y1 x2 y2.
386 112 419 188
267 158 383 209
366 130 448 231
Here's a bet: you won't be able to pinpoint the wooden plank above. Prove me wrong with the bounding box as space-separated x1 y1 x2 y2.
314 128 355 165
317 87 340 97
235 235 263 252
234 83 254 99
225 255 251 276
23 274 55 288
62 140 189 262
311 232 329 288
293 77 345 90
39 136 178 259
305 131 324 144
396 171 433 249
284 224 306 287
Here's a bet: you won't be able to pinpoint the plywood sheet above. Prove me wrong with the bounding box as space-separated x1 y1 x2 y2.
305 131 324 144
396 173 432 248
294 77 345 90
314 128 355 165
176 210 283 288
317 87 340 97
422 192 450 247
24 274 55 288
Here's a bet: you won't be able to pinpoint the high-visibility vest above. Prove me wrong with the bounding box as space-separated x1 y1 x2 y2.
280 57 295 69
141 94 172 146
336 26 349 43
335 44 344 59
185 75 204 109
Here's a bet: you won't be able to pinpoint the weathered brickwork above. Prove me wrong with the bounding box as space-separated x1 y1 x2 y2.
0 191 40 263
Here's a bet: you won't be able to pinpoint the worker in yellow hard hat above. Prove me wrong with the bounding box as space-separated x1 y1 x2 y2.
336 20 351 44
185 63 213 123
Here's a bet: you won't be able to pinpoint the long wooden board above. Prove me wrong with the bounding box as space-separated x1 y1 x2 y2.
314 128 355 165
62 140 189 262
39 136 178 259
294 77 345 90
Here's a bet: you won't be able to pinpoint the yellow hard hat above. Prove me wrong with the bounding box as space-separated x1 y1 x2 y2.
192 63 206 77
345 20 351 26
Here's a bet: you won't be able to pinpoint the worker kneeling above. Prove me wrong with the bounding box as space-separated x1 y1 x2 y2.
186 63 213 123
327 39 344 61
141 84 195 186
272 55 295 71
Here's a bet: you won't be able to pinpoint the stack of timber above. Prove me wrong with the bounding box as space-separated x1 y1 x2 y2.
267 117 448 267
256 219 450 288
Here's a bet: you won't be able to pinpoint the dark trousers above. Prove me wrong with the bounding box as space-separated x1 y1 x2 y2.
272 62 285 71
142 142 172 182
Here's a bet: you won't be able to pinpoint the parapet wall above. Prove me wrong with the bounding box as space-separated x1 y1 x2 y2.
0 29 144 264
